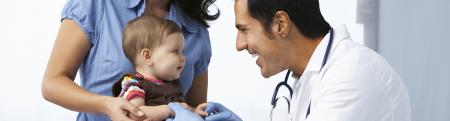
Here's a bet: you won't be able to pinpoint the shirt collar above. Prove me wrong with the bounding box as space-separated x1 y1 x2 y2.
123 0 143 8
122 0 145 16
166 1 200 33
304 31 331 73
123 0 200 33
132 73 165 84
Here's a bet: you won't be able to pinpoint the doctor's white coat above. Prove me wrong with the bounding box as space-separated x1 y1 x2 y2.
289 25 411 121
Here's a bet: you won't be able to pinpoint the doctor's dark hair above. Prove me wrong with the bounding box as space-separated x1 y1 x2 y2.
247 0 330 39
175 0 220 28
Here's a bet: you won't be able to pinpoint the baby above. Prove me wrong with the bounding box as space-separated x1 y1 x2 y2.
112 15 206 120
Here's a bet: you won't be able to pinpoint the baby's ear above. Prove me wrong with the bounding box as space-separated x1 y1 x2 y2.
140 48 153 65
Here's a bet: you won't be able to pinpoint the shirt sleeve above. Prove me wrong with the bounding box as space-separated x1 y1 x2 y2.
194 29 212 75
116 75 145 101
60 0 103 45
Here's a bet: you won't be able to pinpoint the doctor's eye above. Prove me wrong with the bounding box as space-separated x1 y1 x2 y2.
238 28 249 32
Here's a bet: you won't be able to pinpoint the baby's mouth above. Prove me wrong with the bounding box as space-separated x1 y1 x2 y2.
177 65 184 70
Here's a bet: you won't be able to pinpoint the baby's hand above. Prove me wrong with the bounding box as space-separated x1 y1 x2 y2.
195 103 209 117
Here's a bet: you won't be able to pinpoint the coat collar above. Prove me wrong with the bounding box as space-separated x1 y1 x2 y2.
303 25 350 73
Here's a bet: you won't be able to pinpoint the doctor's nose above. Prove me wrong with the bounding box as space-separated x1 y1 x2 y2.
236 34 247 51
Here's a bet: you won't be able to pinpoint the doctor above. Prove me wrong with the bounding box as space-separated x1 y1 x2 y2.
168 0 412 120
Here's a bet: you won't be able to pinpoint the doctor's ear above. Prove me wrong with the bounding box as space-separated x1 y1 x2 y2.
271 11 291 38
140 48 153 66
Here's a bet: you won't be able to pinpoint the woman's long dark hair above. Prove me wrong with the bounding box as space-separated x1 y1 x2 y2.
175 0 220 27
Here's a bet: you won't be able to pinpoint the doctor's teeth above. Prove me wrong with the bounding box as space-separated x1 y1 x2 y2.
252 53 258 58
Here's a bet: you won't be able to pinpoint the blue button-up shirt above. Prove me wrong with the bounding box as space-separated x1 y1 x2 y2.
61 0 211 120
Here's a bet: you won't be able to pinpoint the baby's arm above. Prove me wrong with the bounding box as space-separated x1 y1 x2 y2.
123 86 145 104
142 103 193 120
128 97 145 120
125 88 174 120
114 76 146 120
139 105 173 120
129 97 145 106
130 97 145 107
122 86 146 120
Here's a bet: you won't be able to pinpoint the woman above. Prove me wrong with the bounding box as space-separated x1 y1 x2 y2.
42 0 219 120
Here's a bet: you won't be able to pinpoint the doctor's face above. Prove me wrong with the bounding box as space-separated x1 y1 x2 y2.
234 0 289 78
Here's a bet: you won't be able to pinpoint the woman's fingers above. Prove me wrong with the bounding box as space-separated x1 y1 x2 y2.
105 97 144 121
121 100 144 117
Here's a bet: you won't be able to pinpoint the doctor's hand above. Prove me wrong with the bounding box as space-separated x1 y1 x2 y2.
204 102 242 121
166 102 204 121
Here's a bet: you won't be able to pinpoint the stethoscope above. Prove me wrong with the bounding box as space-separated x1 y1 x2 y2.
270 28 334 120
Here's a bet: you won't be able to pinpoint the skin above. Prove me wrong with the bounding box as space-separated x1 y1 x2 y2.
234 0 325 78
144 0 209 114
42 19 144 121
137 33 186 81
42 0 208 120
128 33 186 120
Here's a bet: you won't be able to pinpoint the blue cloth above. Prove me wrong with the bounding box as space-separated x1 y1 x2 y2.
204 102 242 121
166 102 204 121
60 0 212 120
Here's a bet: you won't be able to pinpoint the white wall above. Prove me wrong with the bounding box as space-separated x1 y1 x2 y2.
0 1 78 120
379 0 450 120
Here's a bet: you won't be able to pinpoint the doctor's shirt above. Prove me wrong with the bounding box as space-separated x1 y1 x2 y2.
289 25 411 121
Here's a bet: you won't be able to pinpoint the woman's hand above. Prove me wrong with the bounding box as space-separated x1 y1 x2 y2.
100 96 145 121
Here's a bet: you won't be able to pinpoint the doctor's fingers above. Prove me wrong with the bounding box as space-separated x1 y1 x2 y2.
205 102 224 113
205 112 232 121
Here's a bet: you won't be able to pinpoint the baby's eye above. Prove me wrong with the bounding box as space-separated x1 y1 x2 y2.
172 49 182 54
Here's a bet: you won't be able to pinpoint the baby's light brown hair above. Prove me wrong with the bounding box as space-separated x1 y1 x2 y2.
122 15 182 66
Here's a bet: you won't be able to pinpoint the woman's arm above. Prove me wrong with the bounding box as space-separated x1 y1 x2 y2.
185 70 208 106
42 19 142 121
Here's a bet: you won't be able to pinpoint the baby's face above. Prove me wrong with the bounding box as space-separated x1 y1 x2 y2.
150 33 185 81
